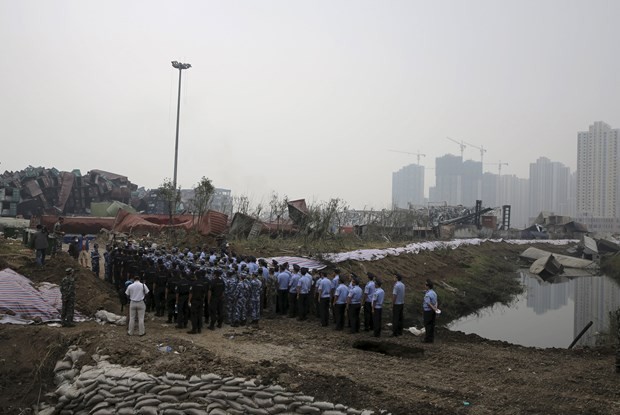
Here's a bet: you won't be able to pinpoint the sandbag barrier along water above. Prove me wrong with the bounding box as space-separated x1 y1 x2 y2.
38 346 389 415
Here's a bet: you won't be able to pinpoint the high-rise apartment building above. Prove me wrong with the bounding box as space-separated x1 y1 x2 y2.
498 174 530 228
577 121 620 218
429 154 481 206
430 154 462 205
392 163 425 208
481 173 530 228
461 160 483 206
529 157 571 219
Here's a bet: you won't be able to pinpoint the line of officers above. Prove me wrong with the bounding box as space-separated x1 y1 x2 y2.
102 245 406 337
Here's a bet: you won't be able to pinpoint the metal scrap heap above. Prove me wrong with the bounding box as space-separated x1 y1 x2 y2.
0 166 138 218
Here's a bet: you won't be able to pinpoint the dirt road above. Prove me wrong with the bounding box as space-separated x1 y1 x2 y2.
1 239 619 414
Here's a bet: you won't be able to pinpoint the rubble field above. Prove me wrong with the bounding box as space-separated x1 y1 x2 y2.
1 240 619 414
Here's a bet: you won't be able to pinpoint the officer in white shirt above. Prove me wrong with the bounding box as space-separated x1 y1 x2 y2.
125 274 149 336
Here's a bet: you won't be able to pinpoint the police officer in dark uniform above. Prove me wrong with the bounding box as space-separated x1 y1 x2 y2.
112 247 123 290
208 269 226 330
143 258 157 313
175 274 191 329
187 269 207 334
166 265 181 324
153 260 168 317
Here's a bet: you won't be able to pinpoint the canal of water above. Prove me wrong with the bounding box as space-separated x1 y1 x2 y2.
448 271 620 348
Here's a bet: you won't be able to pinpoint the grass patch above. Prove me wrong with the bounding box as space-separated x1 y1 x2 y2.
601 253 620 284
431 249 523 323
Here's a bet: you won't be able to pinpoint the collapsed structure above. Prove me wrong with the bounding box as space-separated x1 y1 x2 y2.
0 167 138 218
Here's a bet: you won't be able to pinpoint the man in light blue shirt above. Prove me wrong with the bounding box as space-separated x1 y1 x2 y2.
363 273 376 332
347 277 363 334
372 280 385 337
297 267 312 321
423 279 439 343
276 265 290 315
318 271 332 327
288 264 301 318
333 276 349 331
331 269 340 323
392 273 405 337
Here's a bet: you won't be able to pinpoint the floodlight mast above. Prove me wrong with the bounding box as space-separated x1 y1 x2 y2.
171 60 191 193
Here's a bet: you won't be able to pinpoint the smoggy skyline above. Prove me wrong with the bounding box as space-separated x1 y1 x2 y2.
1 1 619 209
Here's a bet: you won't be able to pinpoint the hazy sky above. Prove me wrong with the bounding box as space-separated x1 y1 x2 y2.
1 1 619 209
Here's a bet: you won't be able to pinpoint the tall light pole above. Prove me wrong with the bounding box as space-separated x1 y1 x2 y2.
171 60 191 192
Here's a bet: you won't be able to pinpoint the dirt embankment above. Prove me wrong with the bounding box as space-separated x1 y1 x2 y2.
1 239 619 415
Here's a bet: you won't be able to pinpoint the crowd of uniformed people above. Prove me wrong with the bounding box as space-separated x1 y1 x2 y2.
99 240 409 338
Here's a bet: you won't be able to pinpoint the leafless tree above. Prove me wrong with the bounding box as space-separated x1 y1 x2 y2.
158 178 180 225
192 176 215 229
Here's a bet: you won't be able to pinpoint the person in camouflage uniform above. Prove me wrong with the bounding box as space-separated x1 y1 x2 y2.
51 217 64 258
90 243 100 278
263 267 277 319
103 246 112 283
232 273 251 327
249 272 262 325
224 271 238 325
60 268 76 327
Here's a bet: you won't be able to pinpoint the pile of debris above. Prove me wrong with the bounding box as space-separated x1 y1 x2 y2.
0 167 138 218
518 235 620 280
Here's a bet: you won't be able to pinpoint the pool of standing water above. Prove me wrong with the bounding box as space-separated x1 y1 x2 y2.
448 271 620 348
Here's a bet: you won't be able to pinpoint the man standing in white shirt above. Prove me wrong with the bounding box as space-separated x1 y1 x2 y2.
125 274 149 336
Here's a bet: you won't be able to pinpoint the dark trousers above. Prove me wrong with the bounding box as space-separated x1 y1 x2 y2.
167 296 176 323
36 249 47 266
154 289 166 316
209 298 224 328
177 295 189 328
423 309 436 342
298 294 309 320
349 303 361 333
319 297 330 326
204 297 210 321
277 289 288 315
373 307 382 337
363 302 373 331
145 287 154 312
335 303 346 330
190 301 204 332
392 304 404 336
312 294 319 317
288 292 298 318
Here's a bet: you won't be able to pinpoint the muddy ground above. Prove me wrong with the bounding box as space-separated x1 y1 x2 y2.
1 239 619 415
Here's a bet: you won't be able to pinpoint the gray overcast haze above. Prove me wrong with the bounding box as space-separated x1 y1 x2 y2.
1 0 619 209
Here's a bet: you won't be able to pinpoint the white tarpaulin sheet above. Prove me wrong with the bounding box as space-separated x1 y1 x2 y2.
323 238 578 263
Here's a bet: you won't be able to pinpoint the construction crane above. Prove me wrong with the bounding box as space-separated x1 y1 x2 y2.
446 137 466 158
463 141 487 164
485 161 509 175
388 149 426 165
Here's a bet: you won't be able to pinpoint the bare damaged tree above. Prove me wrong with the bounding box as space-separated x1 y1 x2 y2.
252 202 264 219
158 178 180 225
192 177 215 230
268 194 289 236
233 194 250 215
302 198 348 240
269 192 280 222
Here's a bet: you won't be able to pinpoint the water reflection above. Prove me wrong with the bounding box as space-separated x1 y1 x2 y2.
448 271 620 348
